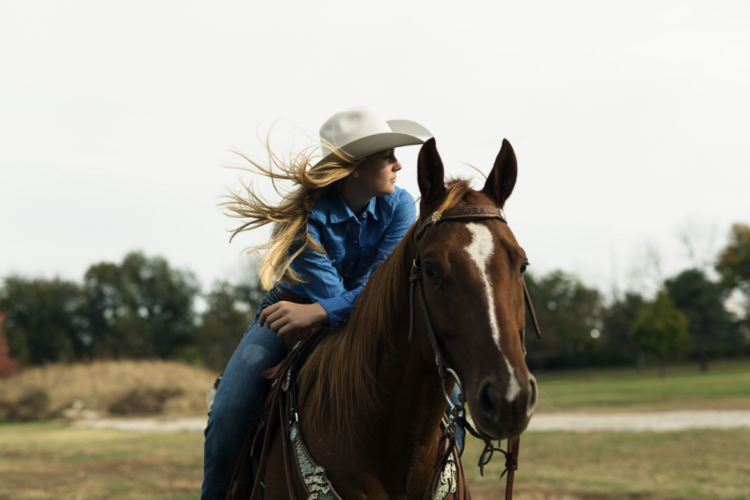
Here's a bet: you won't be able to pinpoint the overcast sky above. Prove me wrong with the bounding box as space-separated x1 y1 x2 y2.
2 0 749 302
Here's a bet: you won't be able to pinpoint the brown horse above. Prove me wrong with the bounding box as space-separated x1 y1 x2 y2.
262 138 537 499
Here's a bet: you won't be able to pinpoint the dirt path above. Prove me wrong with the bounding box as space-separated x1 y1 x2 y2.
527 410 750 432
69 410 750 433
71 416 208 432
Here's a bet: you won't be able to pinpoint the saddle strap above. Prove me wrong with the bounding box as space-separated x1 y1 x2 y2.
241 351 292 500
280 394 299 500
234 333 317 500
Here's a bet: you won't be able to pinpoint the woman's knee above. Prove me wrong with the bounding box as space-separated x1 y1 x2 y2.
234 343 273 371
239 325 287 367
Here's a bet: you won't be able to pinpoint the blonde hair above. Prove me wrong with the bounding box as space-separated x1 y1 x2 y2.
221 131 365 290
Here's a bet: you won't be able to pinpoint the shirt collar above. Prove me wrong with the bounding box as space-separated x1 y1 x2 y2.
329 193 379 223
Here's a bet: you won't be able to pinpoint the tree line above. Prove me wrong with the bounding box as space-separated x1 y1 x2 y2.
524 223 750 374
1 224 749 375
0 252 264 373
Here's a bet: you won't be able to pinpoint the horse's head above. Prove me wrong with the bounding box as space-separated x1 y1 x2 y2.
414 138 536 439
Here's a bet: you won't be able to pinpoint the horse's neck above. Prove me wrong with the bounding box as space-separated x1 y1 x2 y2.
366 311 451 489
296 259 450 495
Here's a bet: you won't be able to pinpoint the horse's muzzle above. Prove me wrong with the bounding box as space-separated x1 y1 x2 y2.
475 373 537 438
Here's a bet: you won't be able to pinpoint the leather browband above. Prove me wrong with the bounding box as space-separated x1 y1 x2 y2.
417 205 507 240
413 203 541 344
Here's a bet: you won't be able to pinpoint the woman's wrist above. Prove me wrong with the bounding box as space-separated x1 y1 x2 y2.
311 303 329 324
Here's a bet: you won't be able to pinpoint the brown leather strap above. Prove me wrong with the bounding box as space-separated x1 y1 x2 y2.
422 430 456 500
283 324 322 352
261 361 285 382
522 281 542 340
417 204 507 241
275 285 311 304
280 394 299 500
504 437 520 500
244 354 288 500
409 262 448 378
455 436 471 500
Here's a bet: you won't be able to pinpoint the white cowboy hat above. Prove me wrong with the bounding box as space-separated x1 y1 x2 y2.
312 106 433 169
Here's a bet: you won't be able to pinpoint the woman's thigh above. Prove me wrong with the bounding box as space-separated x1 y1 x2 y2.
210 318 287 417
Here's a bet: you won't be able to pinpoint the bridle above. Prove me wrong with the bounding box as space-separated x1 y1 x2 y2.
408 203 542 376
407 204 542 500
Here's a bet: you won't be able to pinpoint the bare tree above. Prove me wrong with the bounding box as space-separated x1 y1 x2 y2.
628 242 665 294
677 217 719 273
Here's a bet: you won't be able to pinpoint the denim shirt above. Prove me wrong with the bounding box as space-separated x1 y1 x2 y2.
278 185 416 329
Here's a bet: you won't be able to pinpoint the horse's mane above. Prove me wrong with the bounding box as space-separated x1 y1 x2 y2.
298 178 474 434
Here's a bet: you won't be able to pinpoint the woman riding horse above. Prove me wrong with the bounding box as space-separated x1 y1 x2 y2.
201 107 463 499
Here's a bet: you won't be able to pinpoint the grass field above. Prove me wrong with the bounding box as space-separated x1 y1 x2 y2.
533 359 750 413
466 429 750 499
0 359 748 499
1 423 749 500
0 422 201 500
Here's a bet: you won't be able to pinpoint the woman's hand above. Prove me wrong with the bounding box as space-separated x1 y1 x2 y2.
258 302 329 337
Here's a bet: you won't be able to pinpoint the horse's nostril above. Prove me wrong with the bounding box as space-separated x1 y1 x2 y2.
478 380 499 421
528 377 538 413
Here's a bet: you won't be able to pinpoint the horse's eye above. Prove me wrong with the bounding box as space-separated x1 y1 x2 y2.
424 267 438 279
520 261 529 276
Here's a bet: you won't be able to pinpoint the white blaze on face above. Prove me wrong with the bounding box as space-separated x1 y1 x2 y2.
464 224 500 347
464 223 521 402
503 357 521 402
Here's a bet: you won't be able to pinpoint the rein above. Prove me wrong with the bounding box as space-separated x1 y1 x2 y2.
408 204 542 500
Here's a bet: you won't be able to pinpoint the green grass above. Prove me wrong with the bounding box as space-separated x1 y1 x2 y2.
0 422 204 500
533 358 750 413
1 422 750 499
463 428 750 499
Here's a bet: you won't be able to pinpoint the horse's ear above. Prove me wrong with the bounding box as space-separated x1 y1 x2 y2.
417 138 446 208
482 139 517 207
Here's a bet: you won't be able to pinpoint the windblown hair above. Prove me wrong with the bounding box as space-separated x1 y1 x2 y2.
221 131 365 290
298 178 475 435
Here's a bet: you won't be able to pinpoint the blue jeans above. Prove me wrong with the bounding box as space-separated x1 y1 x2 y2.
201 289 286 500
449 385 465 452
